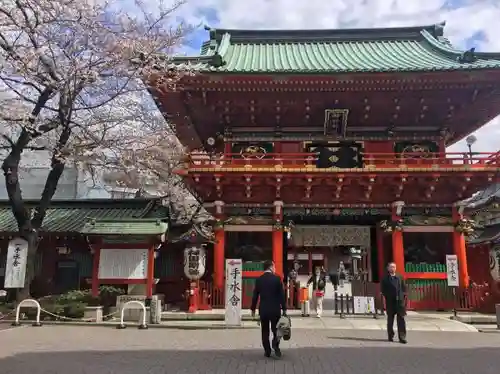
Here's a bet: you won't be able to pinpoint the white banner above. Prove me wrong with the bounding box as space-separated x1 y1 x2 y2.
225 259 242 326
98 248 148 279
4 238 29 288
446 254 459 287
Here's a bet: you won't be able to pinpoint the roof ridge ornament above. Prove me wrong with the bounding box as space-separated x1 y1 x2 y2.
434 21 446 37
204 25 218 42
458 48 477 63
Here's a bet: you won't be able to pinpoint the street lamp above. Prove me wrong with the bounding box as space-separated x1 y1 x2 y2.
465 135 477 159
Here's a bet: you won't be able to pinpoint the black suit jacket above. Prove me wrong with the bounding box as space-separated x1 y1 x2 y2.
381 273 406 307
251 272 286 318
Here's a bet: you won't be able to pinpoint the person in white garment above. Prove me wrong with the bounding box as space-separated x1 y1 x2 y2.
307 267 326 318
338 261 347 287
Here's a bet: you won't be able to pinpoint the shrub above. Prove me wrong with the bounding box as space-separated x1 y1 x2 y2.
56 290 94 305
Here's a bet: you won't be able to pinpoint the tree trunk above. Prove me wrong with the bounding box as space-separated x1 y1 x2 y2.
15 228 39 302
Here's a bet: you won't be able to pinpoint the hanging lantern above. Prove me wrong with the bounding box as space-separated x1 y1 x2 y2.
183 246 206 281
490 248 500 282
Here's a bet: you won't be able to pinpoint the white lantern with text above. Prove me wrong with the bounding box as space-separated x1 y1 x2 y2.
183 246 206 281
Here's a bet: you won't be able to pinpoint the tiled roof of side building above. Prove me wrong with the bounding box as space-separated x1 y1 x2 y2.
168 22 500 73
0 198 170 233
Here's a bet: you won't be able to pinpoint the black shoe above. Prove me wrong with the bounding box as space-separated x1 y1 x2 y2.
274 348 282 358
264 351 271 358
399 338 407 344
388 336 394 342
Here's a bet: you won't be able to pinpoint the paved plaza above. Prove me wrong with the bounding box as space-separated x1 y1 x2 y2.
1 326 500 374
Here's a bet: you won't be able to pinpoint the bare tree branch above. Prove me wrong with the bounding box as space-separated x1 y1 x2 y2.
0 0 197 299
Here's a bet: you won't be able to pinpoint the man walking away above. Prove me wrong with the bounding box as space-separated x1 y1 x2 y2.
307 266 326 317
381 262 407 344
251 260 287 358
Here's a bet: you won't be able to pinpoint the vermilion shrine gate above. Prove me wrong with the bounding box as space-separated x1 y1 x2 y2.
148 23 500 310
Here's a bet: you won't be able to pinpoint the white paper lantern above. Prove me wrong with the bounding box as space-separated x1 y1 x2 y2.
183 246 206 280
490 249 500 282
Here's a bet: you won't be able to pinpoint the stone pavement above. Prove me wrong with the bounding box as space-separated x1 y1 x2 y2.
158 314 477 332
1 326 500 374
0 313 476 332
160 310 476 332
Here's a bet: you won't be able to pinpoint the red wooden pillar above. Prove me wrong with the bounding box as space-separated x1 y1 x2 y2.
391 202 405 276
146 245 155 298
273 201 284 278
376 228 385 281
452 206 470 288
214 229 225 289
91 246 101 297
272 230 283 278
214 201 225 289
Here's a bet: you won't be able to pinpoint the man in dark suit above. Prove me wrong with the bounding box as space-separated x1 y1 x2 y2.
381 262 407 344
251 260 287 358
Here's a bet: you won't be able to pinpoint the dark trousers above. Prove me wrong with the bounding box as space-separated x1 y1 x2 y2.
386 303 407 339
260 315 280 353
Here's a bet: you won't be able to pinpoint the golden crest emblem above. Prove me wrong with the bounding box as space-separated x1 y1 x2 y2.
240 145 267 159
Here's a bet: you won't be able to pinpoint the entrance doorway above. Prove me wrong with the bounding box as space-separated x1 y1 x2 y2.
55 260 80 293
287 225 372 310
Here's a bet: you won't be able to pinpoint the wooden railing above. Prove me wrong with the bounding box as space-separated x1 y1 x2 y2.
201 282 297 310
186 152 500 169
201 280 492 312
351 280 490 312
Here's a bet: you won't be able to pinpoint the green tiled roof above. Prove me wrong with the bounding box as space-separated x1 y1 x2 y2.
170 22 500 73
80 218 168 236
0 199 169 233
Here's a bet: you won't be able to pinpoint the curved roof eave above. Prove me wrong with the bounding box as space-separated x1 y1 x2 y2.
421 29 500 61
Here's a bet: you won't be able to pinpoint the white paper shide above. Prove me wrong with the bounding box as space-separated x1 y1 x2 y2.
446 254 459 287
4 238 29 288
225 259 242 326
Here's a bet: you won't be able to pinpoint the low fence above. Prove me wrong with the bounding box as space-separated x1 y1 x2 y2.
200 281 297 309
406 282 486 311
351 280 489 312
333 293 385 318
200 280 490 312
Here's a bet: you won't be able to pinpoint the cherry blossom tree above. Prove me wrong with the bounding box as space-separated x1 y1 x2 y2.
0 0 195 299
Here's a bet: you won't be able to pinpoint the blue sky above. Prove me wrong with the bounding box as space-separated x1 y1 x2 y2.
125 0 500 152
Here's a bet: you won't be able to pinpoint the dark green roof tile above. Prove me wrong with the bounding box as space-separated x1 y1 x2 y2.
171 23 500 73
0 199 169 233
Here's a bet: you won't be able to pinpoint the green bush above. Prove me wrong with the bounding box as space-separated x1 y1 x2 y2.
13 286 125 321
97 285 125 314
56 290 94 305
0 302 15 315
62 302 86 319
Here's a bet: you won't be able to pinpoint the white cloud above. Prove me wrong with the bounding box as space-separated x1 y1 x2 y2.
135 0 500 152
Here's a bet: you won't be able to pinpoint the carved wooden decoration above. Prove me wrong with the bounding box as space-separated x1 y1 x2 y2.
324 109 349 136
305 141 364 168
231 142 274 159
394 141 439 158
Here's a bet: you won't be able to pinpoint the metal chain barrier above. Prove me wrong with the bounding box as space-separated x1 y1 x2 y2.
1 298 120 325
0 309 15 321
38 307 119 322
